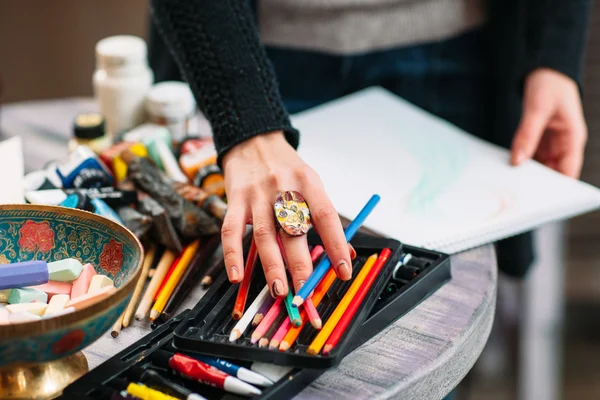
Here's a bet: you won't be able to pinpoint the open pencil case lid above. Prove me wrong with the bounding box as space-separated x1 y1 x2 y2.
172 232 403 369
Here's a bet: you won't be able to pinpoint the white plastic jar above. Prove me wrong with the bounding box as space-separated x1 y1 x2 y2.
146 81 197 144
93 35 153 137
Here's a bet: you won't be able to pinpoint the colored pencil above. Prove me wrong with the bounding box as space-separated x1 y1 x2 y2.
152 236 221 327
304 298 322 330
190 354 273 387
310 245 325 263
279 268 338 352
232 239 258 320
111 311 125 338
252 295 275 326
269 317 292 350
154 253 182 301
135 250 177 320
122 244 156 328
229 285 270 342
323 249 391 355
150 239 201 321
293 194 381 307
259 312 286 348
284 290 302 327
250 297 284 344
306 253 378 355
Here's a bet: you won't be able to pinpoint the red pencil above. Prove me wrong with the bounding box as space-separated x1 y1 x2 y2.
322 248 392 355
304 298 322 329
153 253 183 301
232 239 258 320
310 245 324 263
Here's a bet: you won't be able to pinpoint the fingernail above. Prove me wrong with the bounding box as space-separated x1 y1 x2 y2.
348 244 357 260
297 280 306 290
337 261 352 280
271 279 284 297
514 150 526 165
229 266 239 282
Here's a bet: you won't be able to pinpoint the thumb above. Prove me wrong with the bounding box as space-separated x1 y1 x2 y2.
511 100 553 166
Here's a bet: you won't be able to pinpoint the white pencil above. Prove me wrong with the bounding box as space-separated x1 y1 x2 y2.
229 285 270 342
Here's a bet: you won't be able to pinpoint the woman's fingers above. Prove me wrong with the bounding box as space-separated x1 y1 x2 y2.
252 198 288 298
279 230 313 292
221 200 247 283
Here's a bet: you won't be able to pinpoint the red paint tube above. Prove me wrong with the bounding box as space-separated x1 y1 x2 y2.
151 351 261 397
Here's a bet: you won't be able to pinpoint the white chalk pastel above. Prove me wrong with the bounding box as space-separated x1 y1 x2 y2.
42 306 75 319
0 308 9 325
87 275 114 294
6 302 48 316
44 294 70 316
9 311 42 323
47 259 83 282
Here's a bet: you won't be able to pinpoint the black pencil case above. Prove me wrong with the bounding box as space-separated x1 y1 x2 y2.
61 234 451 399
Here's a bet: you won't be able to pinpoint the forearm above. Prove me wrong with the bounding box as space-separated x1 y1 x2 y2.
149 0 299 165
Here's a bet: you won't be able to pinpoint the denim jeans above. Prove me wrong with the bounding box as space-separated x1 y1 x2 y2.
265 28 488 400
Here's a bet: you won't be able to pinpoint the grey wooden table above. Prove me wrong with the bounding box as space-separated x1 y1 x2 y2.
1 98 497 400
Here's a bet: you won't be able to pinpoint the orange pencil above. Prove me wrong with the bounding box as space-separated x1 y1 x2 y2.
154 253 182 301
232 239 258 320
306 254 378 355
279 268 338 351
323 249 391 355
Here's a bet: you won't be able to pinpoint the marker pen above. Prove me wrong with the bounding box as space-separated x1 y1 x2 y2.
127 382 180 400
128 366 207 400
189 355 273 387
151 351 261 397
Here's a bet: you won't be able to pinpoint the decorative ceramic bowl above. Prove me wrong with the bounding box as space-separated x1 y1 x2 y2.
0 205 143 399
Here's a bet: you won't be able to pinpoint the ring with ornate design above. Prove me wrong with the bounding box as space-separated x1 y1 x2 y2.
274 190 312 236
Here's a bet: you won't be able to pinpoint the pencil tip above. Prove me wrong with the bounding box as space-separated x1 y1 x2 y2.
269 340 280 350
279 342 290 352
259 338 269 348
149 310 159 321
306 348 318 355
292 296 303 307
323 345 332 355
111 331 119 338
201 276 212 287
312 319 322 330
229 329 241 342
292 318 302 327
250 334 260 344
232 311 242 320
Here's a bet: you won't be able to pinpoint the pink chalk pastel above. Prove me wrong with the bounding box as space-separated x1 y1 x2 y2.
66 284 116 311
70 263 96 299
29 281 72 300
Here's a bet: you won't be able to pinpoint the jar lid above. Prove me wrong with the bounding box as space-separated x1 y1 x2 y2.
146 81 196 119
95 35 147 70
73 113 105 139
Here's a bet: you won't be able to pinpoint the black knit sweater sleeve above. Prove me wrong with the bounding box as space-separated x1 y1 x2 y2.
149 0 299 165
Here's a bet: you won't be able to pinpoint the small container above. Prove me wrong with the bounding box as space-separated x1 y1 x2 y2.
146 81 196 144
56 146 114 189
93 35 154 136
179 139 217 180
68 113 113 154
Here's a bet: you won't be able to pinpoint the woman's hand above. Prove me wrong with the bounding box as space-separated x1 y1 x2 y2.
511 68 587 178
220 131 353 297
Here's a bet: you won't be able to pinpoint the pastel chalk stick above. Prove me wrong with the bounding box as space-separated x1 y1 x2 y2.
87 275 114 294
0 308 8 325
0 289 10 303
44 294 70 316
71 263 96 298
6 302 48 316
0 260 48 290
8 288 48 304
67 285 116 310
47 259 83 282
29 281 72 300
42 306 75 319
9 312 42 323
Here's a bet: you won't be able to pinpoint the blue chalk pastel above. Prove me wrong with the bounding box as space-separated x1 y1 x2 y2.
0 260 49 290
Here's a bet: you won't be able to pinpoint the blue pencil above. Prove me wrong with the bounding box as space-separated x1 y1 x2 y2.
191 354 274 387
292 194 381 307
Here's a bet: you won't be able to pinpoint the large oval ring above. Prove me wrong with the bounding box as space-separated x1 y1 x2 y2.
274 190 312 236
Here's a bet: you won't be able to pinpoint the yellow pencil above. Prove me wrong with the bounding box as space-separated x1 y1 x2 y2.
149 239 201 321
306 253 378 355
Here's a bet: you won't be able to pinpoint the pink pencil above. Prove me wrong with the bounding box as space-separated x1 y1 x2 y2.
250 297 283 344
310 245 325 263
269 317 292 350
304 298 322 329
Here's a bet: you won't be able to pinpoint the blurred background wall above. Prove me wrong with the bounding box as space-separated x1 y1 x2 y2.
1 1 599 399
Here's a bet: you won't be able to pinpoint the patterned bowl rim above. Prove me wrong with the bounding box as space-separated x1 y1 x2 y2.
0 204 144 340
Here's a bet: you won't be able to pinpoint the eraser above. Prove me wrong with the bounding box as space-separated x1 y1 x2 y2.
71 263 96 298
67 285 116 310
6 302 48 316
0 260 49 290
44 294 70 316
0 289 11 303
0 308 9 325
8 288 48 304
9 311 42 323
29 281 72 300
87 275 114 295
47 259 83 282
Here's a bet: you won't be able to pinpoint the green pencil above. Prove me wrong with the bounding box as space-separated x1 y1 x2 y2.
284 290 302 327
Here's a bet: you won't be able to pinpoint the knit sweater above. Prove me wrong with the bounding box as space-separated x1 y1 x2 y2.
258 0 487 53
